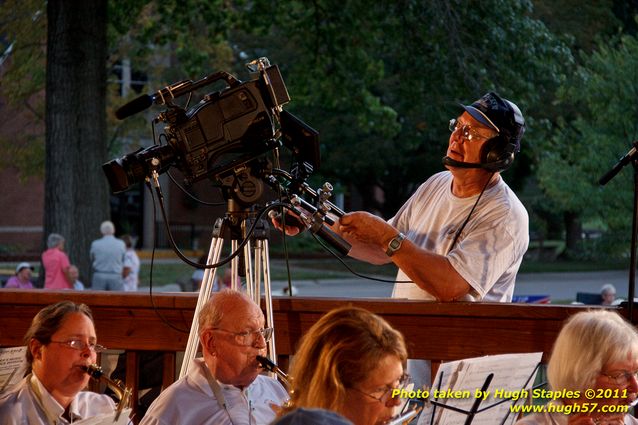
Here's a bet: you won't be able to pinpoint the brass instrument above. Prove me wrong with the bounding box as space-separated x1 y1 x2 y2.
256 355 290 388
82 364 133 421
383 405 422 425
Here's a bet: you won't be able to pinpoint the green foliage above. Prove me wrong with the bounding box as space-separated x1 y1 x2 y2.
227 0 574 215
537 34 638 256
0 0 47 177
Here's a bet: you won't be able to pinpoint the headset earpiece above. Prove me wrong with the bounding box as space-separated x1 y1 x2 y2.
480 135 516 172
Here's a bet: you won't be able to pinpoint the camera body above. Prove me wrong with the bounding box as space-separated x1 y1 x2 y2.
103 62 291 193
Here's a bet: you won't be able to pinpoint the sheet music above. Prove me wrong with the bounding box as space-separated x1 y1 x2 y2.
417 352 542 425
72 408 132 425
0 346 28 393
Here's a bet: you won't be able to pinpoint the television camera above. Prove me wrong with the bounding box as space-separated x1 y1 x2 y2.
104 57 348 253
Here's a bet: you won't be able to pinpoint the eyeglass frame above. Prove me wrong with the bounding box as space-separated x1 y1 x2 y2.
449 118 497 142
49 339 107 353
600 370 638 386
212 327 273 346
349 373 411 404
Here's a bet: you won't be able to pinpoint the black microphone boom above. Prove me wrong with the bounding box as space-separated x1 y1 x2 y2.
599 144 638 186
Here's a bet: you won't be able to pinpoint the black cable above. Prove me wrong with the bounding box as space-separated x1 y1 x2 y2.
448 172 496 253
153 178 290 269
310 231 412 284
166 171 226 207
145 181 189 333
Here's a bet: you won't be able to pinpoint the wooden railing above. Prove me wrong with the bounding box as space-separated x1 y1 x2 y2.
0 289 630 421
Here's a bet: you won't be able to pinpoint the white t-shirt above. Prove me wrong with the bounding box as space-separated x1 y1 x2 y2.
123 248 140 291
140 358 288 425
389 171 529 301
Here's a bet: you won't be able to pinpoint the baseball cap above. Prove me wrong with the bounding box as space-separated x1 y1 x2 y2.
272 408 354 425
461 92 525 152
16 262 34 273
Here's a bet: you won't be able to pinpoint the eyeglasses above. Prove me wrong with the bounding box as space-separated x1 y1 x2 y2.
49 339 107 353
449 118 495 142
212 327 273 346
601 370 638 386
351 374 412 404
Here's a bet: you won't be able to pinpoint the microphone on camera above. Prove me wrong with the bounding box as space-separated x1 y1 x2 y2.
115 80 194 120
116 72 243 120
113 82 201 120
115 95 153 120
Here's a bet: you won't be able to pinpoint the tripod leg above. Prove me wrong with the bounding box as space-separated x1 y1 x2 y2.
260 239 276 360
230 239 241 291
179 230 224 379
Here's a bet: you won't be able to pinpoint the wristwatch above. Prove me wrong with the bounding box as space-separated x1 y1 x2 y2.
385 232 406 257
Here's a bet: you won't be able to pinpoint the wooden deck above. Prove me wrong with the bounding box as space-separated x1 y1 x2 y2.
0 289 630 421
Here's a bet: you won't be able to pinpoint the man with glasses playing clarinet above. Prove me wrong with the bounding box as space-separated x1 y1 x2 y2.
140 289 288 425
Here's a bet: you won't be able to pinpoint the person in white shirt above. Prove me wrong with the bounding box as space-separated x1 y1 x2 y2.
121 234 140 292
515 310 638 425
140 289 288 425
90 220 126 291
0 301 116 424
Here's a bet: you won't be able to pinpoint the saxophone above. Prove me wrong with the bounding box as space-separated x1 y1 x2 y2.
82 364 133 421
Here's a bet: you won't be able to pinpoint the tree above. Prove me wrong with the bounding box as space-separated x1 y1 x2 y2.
44 1 109 279
0 0 47 176
536 34 638 258
234 0 572 217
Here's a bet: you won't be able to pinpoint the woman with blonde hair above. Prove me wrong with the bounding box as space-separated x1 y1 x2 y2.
281 306 411 425
516 310 638 424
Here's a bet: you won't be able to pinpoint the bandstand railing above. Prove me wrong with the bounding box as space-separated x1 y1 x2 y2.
0 289 628 422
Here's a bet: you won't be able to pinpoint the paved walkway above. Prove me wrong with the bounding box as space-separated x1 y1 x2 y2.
142 269 636 304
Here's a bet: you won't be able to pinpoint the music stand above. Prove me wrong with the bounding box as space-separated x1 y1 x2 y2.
422 357 542 425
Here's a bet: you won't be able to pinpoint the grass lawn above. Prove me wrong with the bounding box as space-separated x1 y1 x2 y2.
138 257 398 287
136 253 628 287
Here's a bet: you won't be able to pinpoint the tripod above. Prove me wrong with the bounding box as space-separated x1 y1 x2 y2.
179 198 277 378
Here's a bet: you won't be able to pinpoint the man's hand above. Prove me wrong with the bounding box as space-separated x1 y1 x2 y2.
339 211 397 250
269 209 306 236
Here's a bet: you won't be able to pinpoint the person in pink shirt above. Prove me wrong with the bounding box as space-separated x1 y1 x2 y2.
41 233 72 290
4 262 35 289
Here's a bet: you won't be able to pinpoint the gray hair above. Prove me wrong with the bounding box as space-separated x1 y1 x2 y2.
198 289 256 337
100 221 115 235
547 310 638 394
600 283 616 295
46 233 65 249
24 301 94 368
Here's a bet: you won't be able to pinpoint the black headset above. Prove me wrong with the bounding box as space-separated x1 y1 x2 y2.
443 99 525 172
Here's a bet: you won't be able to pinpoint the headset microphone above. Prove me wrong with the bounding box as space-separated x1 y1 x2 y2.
442 156 484 169
442 151 514 173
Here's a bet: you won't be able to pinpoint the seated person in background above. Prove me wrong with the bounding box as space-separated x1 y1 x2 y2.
0 300 116 424
140 289 288 425
68 265 85 290
515 310 638 425
601 283 617 306
5 262 35 289
279 306 410 425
